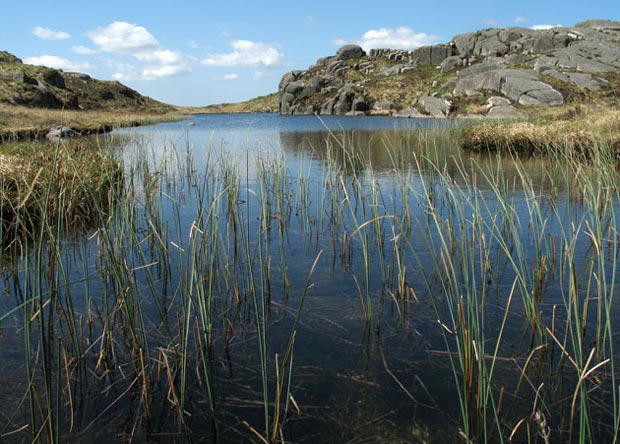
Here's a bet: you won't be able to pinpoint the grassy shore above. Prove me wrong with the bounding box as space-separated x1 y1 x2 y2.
459 105 620 156
0 103 187 143
0 138 122 247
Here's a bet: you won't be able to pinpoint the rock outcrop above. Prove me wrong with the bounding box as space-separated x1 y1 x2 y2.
278 19 620 119
0 51 172 111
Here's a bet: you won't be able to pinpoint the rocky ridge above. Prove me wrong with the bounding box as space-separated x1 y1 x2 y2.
278 20 620 119
0 51 172 112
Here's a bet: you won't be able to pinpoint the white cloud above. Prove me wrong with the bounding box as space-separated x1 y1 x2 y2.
32 27 70 40
335 27 442 51
23 55 92 72
253 70 266 80
86 21 159 54
202 40 283 67
223 73 238 80
85 21 192 79
143 64 191 79
514 17 528 24
531 24 563 30
482 19 500 26
72 45 99 55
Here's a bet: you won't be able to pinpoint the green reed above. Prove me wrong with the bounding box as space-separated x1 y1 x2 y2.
3 124 620 443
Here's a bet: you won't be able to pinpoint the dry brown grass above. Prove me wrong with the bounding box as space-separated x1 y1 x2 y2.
187 93 279 114
0 104 185 142
1 138 122 242
459 106 620 156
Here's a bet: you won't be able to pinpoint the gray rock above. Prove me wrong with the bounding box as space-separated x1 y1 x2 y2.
544 69 607 91
373 101 395 111
575 19 620 31
412 44 454 66
13 71 38 85
42 69 65 89
379 64 416 76
46 126 79 140
487 105 526 119
532 40 620 73
395 107 426 118
486 96 512 107
418 96 451 117
440 56 463 73
336 45 365 60
66 72 91 80
455 68 563 106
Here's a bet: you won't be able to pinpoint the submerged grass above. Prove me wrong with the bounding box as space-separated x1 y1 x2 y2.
1 121 620 443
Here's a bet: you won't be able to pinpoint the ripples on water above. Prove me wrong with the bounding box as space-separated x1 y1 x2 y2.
1 113 619 443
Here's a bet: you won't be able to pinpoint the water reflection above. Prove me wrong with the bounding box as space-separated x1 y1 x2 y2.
1 114 619 443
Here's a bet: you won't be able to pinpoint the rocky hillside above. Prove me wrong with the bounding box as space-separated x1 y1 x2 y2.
278 19 620 119
0 51 172 112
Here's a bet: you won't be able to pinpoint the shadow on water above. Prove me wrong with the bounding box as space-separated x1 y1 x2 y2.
1 114 620 443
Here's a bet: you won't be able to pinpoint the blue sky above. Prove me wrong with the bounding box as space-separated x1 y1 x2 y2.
2 1 618 106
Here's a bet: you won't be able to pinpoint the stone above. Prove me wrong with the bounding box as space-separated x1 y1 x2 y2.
544 69 607 91
487 105 526 119
46 126 80 140
395 107 426 118
440 56 463 73
486 96 512 108
418 96 451 117
411 44 453 65
13 71 37 85
454 68 563 106
336 45 365 60
42 69 65 89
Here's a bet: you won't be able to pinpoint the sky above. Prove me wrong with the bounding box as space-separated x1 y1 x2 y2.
2 1 618 106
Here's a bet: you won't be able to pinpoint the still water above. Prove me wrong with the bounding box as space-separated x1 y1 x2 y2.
1 113 619 443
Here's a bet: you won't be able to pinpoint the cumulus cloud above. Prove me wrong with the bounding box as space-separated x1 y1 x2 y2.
514 17 528 24
253 70 266 80
23 55 92 72
85 21 191 79
531 24 563 30
202 40 283 67
32 27 70 40
86 21 159 55
72 45 99 55
333 27 442 51
223 73 239 80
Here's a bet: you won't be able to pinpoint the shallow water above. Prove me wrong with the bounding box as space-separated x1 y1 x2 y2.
2 113 619 443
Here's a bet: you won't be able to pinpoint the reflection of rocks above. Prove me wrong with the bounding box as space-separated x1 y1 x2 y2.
278 19 620 118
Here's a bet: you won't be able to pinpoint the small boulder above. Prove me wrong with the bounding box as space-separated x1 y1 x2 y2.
13 71 38 85
43 69 66 89
46 126 80 140
336 45 365 60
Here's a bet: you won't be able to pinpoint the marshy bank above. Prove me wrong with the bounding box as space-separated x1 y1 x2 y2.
0 104 188 143
1 113 620 443
0 137 122 249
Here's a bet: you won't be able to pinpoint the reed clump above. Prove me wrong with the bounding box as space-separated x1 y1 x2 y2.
0 138 121 243
459 107 620 156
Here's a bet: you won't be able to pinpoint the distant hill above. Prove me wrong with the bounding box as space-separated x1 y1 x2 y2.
277 19 620 119
0 50 173 113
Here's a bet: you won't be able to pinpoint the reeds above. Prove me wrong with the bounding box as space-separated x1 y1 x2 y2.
1 122 620 443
